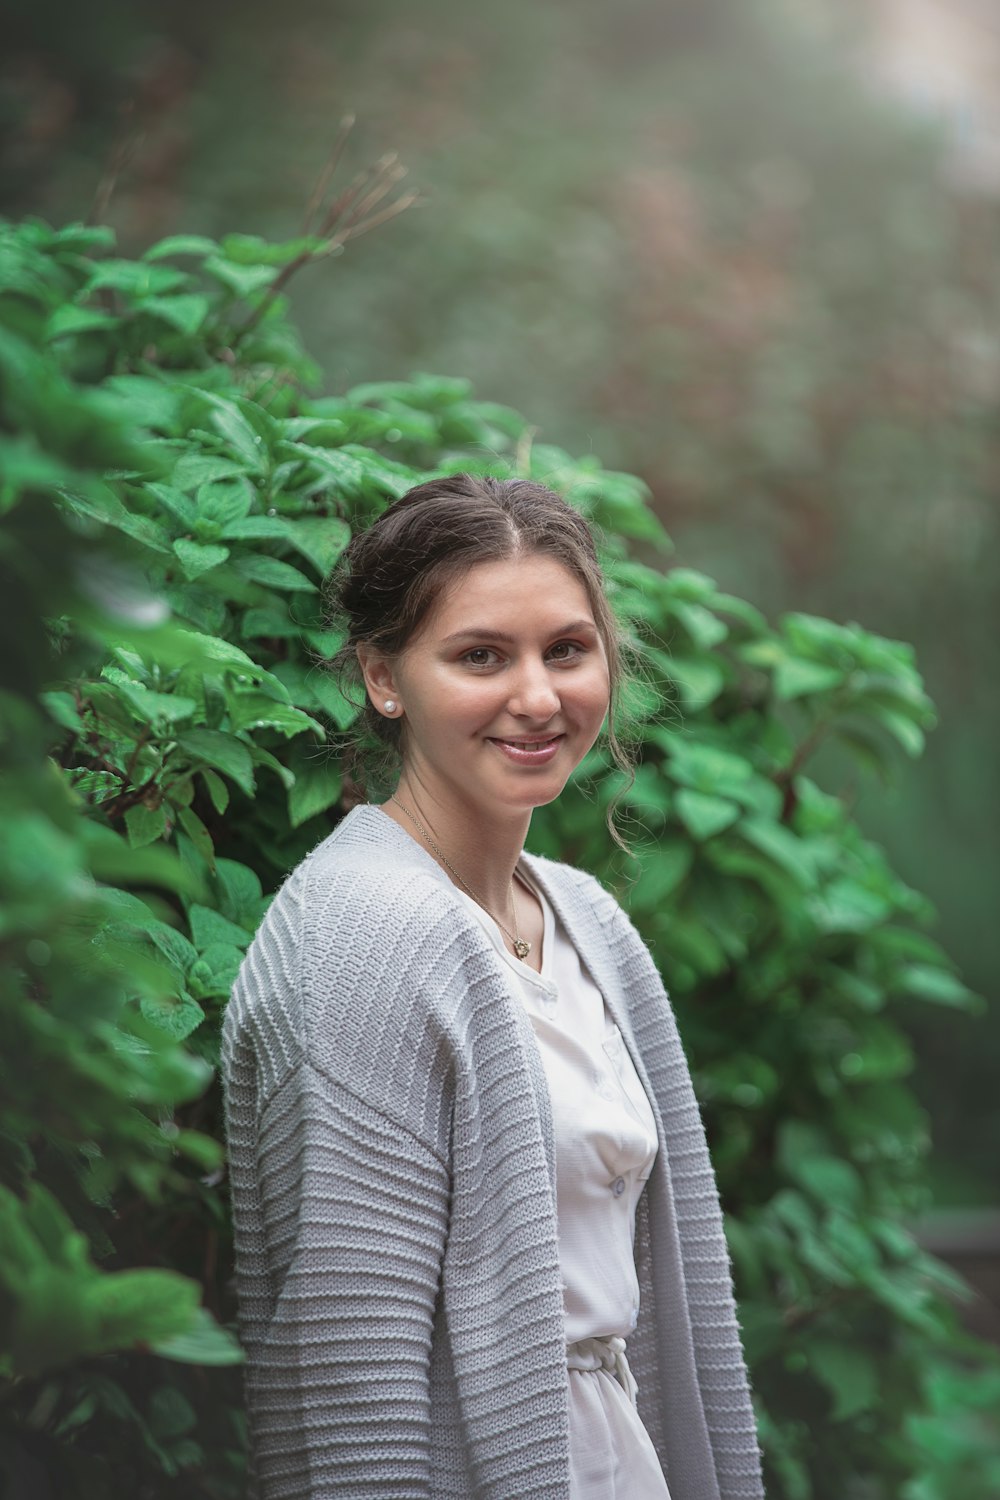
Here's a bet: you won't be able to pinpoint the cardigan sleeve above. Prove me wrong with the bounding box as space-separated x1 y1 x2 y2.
240 1056 451 1499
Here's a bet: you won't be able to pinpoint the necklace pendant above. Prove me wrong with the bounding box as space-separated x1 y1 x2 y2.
513 938 532 960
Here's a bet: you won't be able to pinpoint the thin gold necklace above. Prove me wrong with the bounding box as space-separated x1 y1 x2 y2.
389 795 532 961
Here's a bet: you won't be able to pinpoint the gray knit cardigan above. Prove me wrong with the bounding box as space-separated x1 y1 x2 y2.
221 804 765 1500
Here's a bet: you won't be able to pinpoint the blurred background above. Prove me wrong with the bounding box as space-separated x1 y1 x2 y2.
4 0 997 1322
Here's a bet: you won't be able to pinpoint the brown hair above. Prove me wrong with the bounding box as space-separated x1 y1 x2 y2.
324 473 636 830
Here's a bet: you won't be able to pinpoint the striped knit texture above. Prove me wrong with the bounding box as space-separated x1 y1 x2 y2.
222 805 765 1499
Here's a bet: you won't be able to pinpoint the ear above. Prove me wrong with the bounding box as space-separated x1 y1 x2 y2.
356 644 403 718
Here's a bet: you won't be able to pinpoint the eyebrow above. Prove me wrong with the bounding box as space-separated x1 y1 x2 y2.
440 619 597 646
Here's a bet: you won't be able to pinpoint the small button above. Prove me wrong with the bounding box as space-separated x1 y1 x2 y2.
611 1175 626 1197
597 1078 618 1102
630 1303 639 1330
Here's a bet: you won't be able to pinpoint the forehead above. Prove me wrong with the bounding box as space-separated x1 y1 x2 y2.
424 553 596 634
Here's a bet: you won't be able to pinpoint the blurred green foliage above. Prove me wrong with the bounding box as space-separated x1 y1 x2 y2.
1 213 997 1498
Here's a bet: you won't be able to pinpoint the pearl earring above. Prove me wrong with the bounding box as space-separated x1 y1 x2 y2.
383 699 397 714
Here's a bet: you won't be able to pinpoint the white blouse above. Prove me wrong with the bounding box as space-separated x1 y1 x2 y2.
445 866 672 1500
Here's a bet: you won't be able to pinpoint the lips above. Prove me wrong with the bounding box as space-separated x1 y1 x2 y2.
488 734 564 765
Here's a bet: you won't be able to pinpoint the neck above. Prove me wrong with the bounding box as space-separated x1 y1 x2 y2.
386 773 530 916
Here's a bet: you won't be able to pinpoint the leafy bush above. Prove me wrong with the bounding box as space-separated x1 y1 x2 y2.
1 215 996 1499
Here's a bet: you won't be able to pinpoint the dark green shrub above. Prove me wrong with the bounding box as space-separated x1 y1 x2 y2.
1 216 996 1499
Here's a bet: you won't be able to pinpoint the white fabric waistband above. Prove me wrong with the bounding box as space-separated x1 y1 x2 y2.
566 1335 639 1408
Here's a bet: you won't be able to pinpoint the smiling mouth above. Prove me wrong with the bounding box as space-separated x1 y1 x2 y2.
491 735 562 749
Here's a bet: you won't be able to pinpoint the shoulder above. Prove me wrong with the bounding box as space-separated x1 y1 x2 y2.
224 805 474 1057
225 807 489 1134
301 809 464 933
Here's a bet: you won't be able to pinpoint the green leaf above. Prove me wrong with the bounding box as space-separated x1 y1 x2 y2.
809 1344 881 1422
41 690 85 734
100 374 182 433
290 665 359 731
88 1268 200 1346
171 453 250 489
172 538 229 580
240 605 300 639
203 257 275 299
145 921 199 975
664 738 752 798
59 485 173 552
227 691 324 738
170 630 263 676
152 1307 244 1365
221 514 292 543
147 482 197 528
140 991 205 1041
101 675 198 727
808 878 891 934
668 599 729 650
628 840 693 911
86 260 187 297
674 788 741 841
200 767 230 815
282 516 351 574
895 963 983 1012
773 657 847 700
46 305 119 339
287 752 341 828
188 945 243 997
198 393 268 469
213 858 265 929
196 478 253 528
796 1156 865 1210
80 823 202 895
140 294 210 336
188 904 251 949
229 554 316 592
146 1384 197 1440
866 703 926 756
124 804 167 849
176 806 215 868
219 232 327 266
659 653 726 709
175 730 255 797
738 819 815 888
143 235 219 262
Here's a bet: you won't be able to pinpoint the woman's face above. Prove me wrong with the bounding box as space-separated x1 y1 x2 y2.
368 552 611 820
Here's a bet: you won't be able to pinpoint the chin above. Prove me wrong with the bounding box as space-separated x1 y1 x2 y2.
505 776 572 811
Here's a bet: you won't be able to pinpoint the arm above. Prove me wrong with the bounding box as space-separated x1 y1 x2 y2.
239 1059 451 1499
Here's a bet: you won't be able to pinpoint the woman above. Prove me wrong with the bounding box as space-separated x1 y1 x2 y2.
222 475 764 1500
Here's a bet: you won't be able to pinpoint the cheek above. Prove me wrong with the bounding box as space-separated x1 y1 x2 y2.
405 672 501 735
581 662 612 718
566 681 610 743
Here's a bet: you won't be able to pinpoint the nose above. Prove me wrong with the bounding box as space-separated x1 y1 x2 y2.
507 656 560 721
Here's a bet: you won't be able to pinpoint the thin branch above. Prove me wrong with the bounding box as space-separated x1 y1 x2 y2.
233 143 420 347
318 166 374 237
338 153 404 233
302 113 356 234
335 191 421 242
88 102 144 226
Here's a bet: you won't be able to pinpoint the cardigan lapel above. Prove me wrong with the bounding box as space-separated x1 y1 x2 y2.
523 856 723 1500
520 854 663 1133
